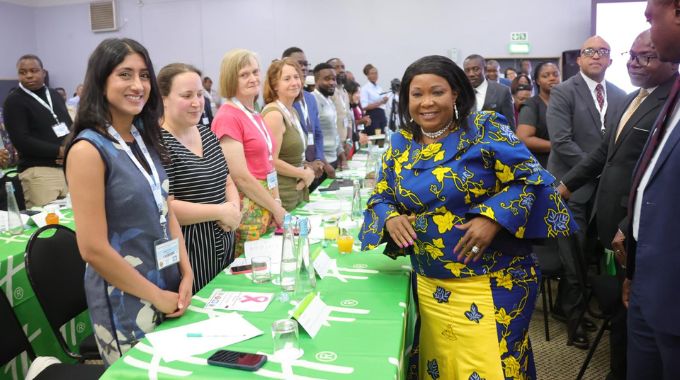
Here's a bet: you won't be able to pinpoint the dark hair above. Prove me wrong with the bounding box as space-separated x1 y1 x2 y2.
282 47 304 58
398 55 475 141
16 54 43 68
203 76 212 82
345 80 360 96
504 67 517 76
532 61 559 91
313 62 334 79
511 73 532 94
69 38 166 161
158 63 203 97
326 58 340 64
513 84 533 95
464 54 486 67
363 64 375 76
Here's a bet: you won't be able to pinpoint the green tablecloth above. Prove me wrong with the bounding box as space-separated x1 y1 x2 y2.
0 209 93 380
103 177 416 379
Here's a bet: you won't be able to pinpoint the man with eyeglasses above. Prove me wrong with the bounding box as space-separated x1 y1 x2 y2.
558 29 677 380
546 35 627 350
621 1 680 378
282 47 326 190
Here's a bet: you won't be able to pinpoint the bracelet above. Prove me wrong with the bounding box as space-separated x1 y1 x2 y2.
274 198 281 204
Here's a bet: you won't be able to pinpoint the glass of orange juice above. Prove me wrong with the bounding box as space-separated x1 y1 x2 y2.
337 235 354 254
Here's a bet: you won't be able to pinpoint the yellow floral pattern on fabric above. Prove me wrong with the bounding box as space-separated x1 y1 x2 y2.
360 112 576 277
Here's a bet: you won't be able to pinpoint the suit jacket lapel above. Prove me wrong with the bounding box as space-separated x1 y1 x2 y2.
574 75 601 130
483 83 495 108
648 116 680 185
607 92 635 160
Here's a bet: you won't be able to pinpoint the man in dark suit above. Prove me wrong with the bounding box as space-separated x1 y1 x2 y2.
463 54 515 129
616 1 680 378
546 35 627 349
558 29 678 380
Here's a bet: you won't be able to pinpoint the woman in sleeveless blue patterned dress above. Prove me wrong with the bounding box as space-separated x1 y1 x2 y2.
65 38 193 366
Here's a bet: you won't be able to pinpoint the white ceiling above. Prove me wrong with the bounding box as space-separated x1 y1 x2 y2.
1 0 96 7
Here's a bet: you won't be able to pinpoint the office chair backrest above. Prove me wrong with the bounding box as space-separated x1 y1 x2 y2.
0 291 36 366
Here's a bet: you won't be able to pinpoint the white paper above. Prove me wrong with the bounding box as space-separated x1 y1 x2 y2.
0 211 31 231
205 289 274 312
302 201 351 213
145 313 263 362
292 294 330 338
30 210 66 228
313 251 336 279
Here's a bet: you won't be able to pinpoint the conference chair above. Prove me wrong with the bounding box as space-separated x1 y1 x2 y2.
0 291 104 379
24 224 100 362
533 238 562 341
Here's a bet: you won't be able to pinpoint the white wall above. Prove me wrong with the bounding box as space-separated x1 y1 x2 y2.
0 2 36 78
6 0 593 94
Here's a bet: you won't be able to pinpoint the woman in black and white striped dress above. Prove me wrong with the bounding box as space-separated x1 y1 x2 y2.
158 63 241 292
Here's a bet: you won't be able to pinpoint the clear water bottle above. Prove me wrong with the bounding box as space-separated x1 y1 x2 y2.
296 217 316 297
351 179 362 221
5 182 24 235
279 214 298 293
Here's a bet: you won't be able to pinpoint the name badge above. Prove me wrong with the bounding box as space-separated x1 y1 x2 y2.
155 238 180 270
52 122 69 137
266 170 278 190
202 117 209 126
307 133 314 145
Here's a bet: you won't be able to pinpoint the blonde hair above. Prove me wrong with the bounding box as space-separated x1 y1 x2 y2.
219 48 259 99
263 58 304 104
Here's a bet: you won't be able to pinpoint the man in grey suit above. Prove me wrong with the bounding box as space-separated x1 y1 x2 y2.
558 29 678 380
464 54 515 129
546 35 626 349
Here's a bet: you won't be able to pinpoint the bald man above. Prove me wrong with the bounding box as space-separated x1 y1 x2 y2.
546 35 626 349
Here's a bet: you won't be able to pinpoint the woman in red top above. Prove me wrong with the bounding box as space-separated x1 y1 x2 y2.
211 49 286 255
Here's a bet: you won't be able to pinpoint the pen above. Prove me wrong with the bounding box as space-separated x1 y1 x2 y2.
186 333 246 338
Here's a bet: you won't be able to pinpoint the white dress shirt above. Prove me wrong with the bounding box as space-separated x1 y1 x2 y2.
580 72 608 131
360 81 386 110
474 79 488 112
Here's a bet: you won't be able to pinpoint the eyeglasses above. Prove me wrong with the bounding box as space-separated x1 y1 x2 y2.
622 52 658 66
581 48 611 58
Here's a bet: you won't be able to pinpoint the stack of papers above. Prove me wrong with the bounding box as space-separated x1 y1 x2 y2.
145 313 263 362
205 290 274 312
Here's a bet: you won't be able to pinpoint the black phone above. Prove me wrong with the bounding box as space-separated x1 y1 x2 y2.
230 264 252 274
207 350 267 371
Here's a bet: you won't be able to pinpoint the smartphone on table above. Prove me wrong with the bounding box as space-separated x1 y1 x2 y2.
207 350 267 371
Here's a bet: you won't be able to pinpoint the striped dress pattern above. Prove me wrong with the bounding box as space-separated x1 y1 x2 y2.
162 124 235 292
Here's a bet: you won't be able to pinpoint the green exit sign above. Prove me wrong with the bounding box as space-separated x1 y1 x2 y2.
511 32 529 42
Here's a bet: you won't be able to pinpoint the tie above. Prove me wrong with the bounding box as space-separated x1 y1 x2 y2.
627 77 680 219
595 83 605 111
615 89 649 142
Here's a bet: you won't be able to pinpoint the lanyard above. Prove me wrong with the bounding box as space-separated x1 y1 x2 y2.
313 89 335 109
231 98 273 160
107 124 167 235
19 83 59 124
276 100 306 153
298 98 311 130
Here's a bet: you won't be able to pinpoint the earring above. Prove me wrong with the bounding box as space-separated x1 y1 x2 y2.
409 117 414 123
454 104 459 120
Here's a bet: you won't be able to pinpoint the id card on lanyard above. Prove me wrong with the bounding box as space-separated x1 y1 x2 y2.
231 98 278 189
19 83 69 137
107 125 179 270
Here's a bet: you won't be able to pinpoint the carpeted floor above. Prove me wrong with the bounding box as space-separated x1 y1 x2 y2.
531 279 610 380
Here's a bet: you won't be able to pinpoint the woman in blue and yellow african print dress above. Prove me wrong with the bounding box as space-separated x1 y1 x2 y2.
360 56 577 380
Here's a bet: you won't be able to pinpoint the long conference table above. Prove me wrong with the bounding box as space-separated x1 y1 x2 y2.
0 209 93 380
101 168 417 379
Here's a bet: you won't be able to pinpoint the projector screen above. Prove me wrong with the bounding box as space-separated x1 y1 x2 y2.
594 1 648 93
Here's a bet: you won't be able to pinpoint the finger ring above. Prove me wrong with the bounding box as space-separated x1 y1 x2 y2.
471 245 480 254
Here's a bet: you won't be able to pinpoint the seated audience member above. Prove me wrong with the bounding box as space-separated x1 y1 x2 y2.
312 63 344 173
463 54 515 128
66 83 83 120
504 67 518 81
512 73 533 90
344 80 370 154
261 58 315 211
360 63 388 135
486 59 512 87
211 49 286 255
158 63 240 292
516 62 561 168
66 38 192 366
3 54 71 207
